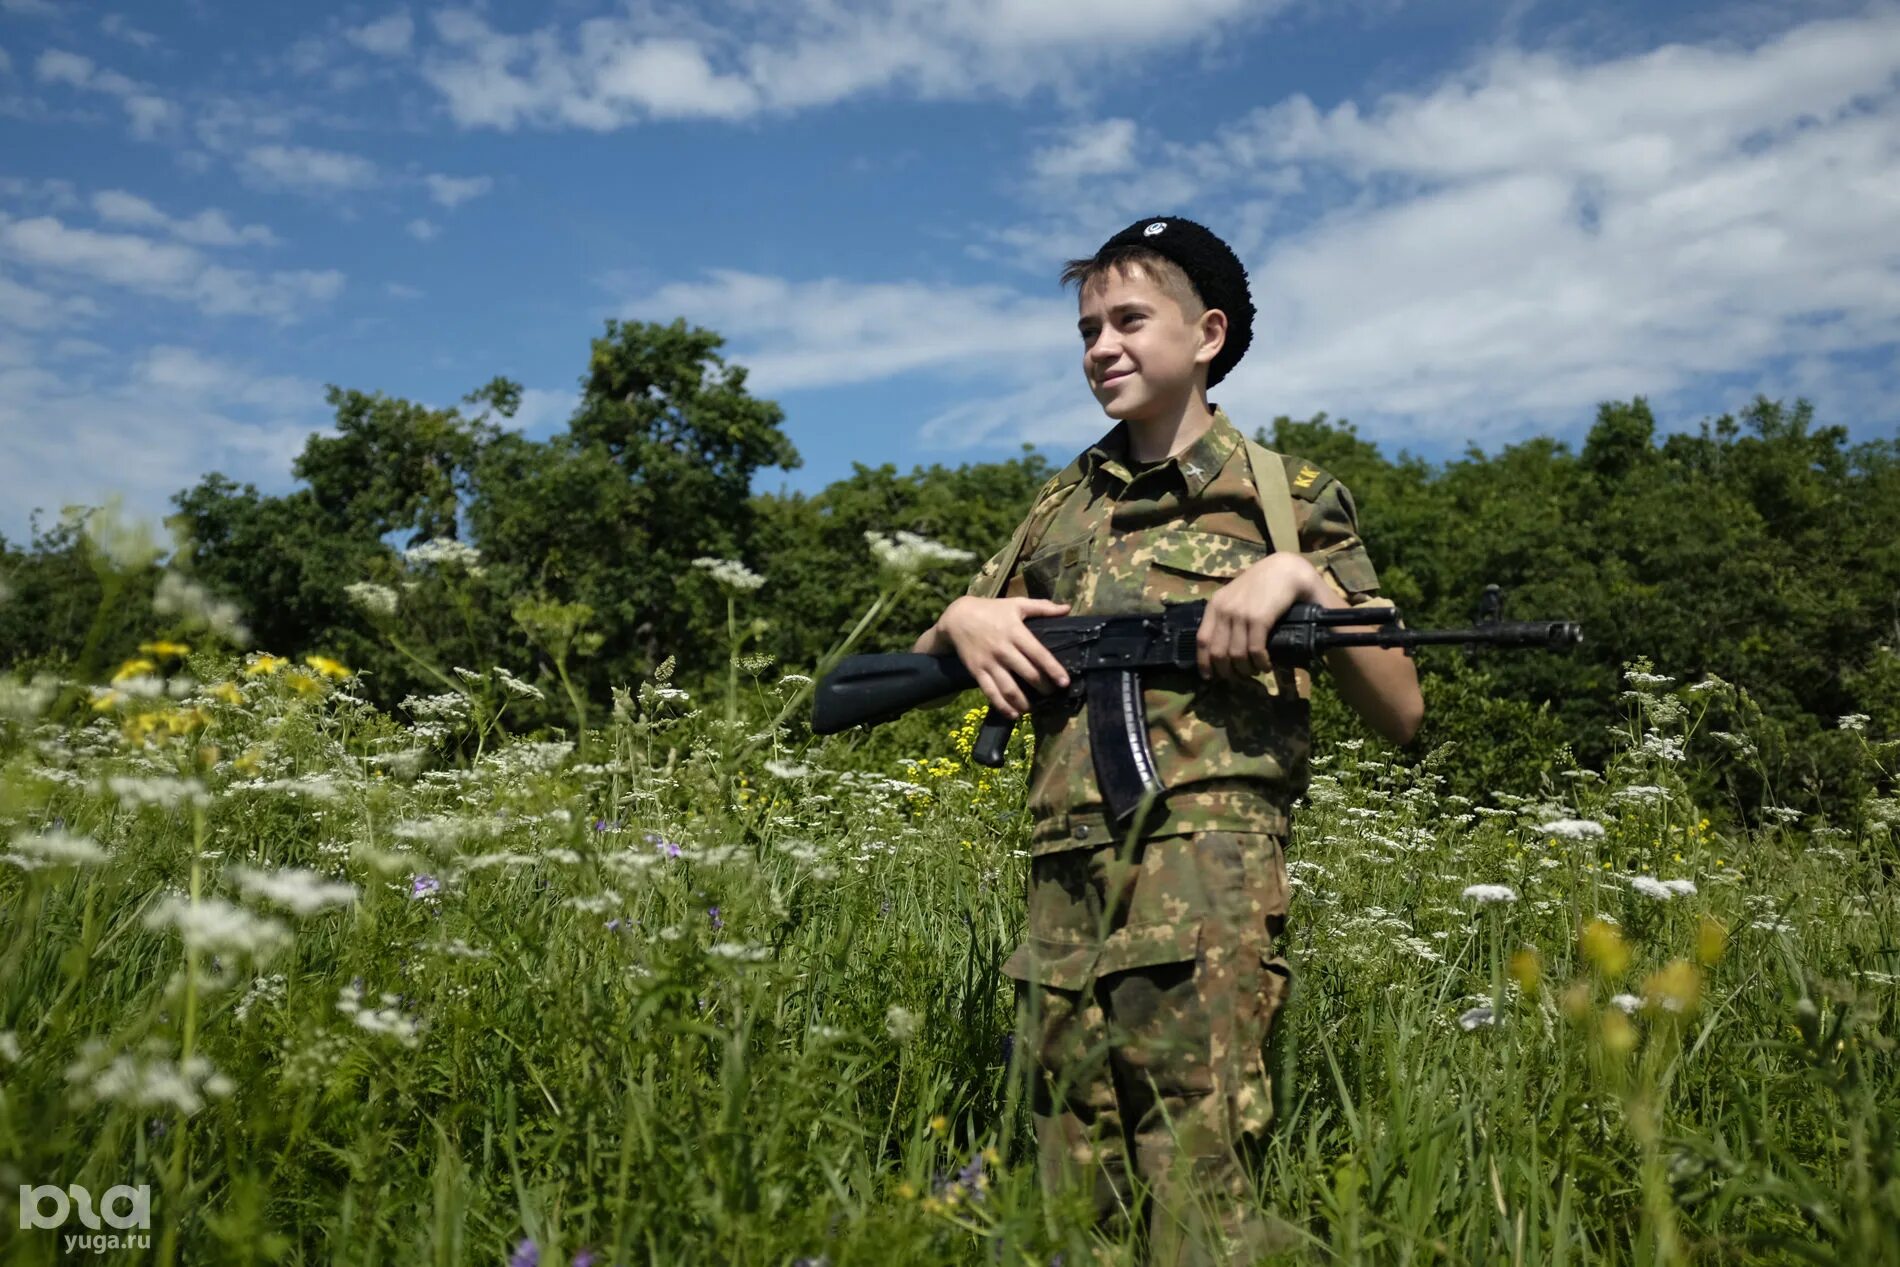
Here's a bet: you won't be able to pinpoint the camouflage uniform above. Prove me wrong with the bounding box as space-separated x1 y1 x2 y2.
964 406 1391 1263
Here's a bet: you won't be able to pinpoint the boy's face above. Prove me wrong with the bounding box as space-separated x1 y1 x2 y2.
1077 263 1226 425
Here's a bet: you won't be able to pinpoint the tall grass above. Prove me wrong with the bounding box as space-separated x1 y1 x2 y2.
0 534 1895 1265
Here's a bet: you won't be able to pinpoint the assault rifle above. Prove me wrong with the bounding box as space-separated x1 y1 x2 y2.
811 587 1582 828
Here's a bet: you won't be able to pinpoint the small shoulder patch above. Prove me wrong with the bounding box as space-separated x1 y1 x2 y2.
1283 454 1335 501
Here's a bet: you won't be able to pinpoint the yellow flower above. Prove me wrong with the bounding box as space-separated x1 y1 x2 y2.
90 689 125 712
1580 918 1630 977
243 654 286 678
1508 947 1542 995
209 681 244 707
111 657 158 684
234 748 264 775
895 1181 917 1201
138 640 191 660
1558 980 1593 1021
304 654 352 680
1600 1009 1638 1057
1642 959 1702 1016
929 1115 948 1135
1695 916 1728 966
285 670 324 698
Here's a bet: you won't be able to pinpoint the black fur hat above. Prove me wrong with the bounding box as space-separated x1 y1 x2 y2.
1095 215 1254 388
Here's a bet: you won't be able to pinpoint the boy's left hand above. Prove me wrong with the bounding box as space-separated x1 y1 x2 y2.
1196 553 1332 681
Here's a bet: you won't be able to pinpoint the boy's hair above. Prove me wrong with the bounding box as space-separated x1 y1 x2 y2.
1058 247 1207 324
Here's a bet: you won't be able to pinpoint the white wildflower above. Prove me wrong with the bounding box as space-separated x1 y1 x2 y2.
107 774 210 809
68 1049 232 1115
0 1030 18 1062
776 673 812 689
1609 993 1642 1014
403 538 483 571
152 571 251 645
0 673 61 719
234 973 286 1021
763 758 812 779
691 556 766 592
495 667 545 700
8 827 108 867
1458 1005 1495 1032
1838 714 1870 733
145 895 292 960
403 692 471 721
1613 785 1670 804
336 982 423 1047
885 1004 921 1043
1462 884 1518 905
228 866 358 916
863 530 975 576
1686 677 1726 695
1538 818 1605 840
1662 878 1697 896
1629 876 1681 901
344 581 399 617
1639 732 1686 763
1626 670 1676 688
708 942 773 962
1764 806 1803 823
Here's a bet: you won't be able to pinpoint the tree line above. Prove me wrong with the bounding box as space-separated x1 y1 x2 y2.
3 317 1895 826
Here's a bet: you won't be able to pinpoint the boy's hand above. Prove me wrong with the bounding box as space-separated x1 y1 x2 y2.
917 596 1072 719
1197 552 1334 681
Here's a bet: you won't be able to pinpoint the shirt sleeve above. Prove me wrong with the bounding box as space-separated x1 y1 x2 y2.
1295 477 1392 609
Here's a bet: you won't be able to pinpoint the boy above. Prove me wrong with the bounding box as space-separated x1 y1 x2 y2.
912 216 1424 1262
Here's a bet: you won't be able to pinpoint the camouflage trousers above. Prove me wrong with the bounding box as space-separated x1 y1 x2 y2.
1006 830 1293 1266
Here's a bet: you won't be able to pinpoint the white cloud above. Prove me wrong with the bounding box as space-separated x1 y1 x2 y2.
100 14 161 49
0 267 98 328
91 190 279 248
240 144 379 192
0 214 342 319
0 46 12 75
418 0 1277 130
0 340 325 545
347 11 415 57
423 172 493 207
405 217 438 241
2 0 59 18
384 281 423 299
943 7 1900 453
32 47 178 137
1029 118 1140 180
621 269 1074 392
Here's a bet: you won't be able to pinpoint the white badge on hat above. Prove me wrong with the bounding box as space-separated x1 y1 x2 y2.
1144 221 1167 236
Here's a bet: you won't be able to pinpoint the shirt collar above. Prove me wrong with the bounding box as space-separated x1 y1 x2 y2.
1086 405 1240 498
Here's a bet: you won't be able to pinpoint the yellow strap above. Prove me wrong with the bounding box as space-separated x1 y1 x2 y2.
1243 438 1301 556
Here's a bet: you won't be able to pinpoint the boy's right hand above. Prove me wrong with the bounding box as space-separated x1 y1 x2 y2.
921 596 1073 720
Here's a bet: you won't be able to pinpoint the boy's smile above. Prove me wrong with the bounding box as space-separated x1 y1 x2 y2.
1076 262 1226 431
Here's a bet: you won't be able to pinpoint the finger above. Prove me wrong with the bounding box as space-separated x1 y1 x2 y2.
985 655 1033 713
1221 618 1251 680
974 669 1020 719
1197 622 1215 679
1248 617 1273 674
1027 639 1071 689
998 644 1049 694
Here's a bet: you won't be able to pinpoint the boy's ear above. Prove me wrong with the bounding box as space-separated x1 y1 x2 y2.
1197 308 1228 365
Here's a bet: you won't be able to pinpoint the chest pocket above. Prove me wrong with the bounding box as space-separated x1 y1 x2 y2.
1143 530 1271 607
1023 536 1091 606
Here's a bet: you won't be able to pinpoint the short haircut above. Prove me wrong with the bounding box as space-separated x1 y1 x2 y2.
1058 247 1206 322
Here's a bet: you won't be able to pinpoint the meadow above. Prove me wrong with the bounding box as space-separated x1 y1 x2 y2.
1 533 1896 1266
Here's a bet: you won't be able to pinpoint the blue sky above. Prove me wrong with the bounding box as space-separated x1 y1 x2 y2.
2 0 1897 545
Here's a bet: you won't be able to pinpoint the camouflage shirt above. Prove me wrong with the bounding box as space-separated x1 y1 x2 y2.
965 406 1393 854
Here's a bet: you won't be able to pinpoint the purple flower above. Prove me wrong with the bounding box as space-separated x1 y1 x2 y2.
708 907 723 931
604 918 623 932
570 1251 597 1267
410 874 440 900
508 1238 539 1267
657 840 682 860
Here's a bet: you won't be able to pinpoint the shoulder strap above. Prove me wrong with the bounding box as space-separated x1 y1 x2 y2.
969 460 1086 599
1242 438 1301 556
